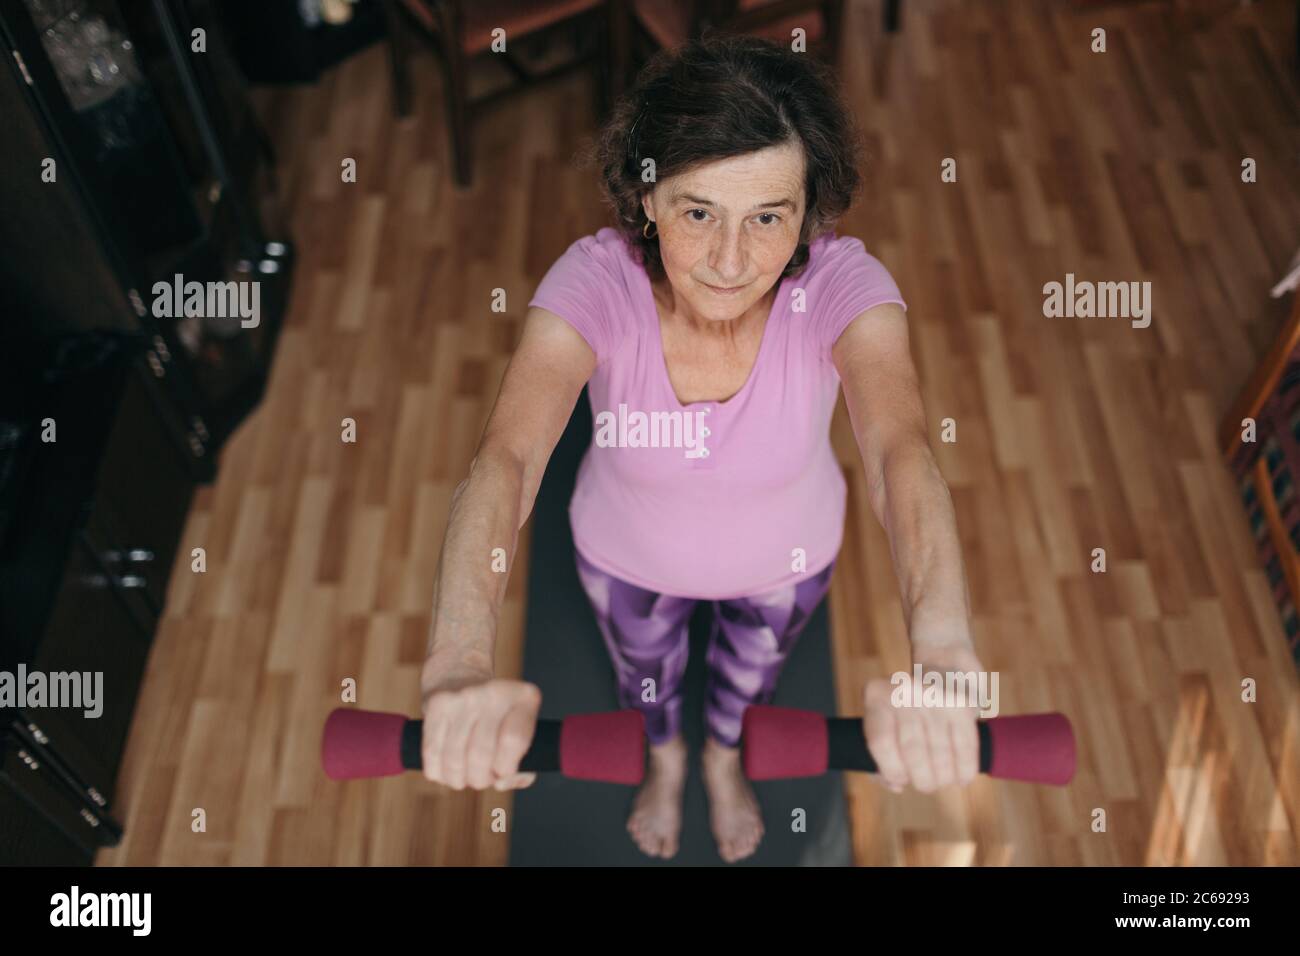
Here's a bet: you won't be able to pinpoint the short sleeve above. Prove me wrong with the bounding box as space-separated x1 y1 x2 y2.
805 237 907 359
527 233 624 363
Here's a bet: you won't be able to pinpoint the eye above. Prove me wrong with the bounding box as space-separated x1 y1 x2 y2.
755 212 781 226
687 208 711 222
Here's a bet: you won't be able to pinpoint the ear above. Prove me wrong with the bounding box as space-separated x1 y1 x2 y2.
640 192 655 223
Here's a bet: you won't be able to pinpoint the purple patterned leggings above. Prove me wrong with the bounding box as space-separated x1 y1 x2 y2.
574 549 836 748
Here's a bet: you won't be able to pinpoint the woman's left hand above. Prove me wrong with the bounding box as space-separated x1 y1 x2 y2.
861 641 985 794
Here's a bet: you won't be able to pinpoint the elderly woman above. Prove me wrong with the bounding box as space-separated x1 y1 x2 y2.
420 35 984 862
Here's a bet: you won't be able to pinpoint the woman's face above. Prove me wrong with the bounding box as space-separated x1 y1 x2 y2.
642 140 806 322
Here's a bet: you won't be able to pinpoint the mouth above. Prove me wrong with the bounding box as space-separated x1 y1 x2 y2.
701 281 749 296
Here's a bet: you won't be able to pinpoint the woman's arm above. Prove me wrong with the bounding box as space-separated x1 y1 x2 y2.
420 305 595 789
832 302 983 793
832 302 971 650
425 305 594 680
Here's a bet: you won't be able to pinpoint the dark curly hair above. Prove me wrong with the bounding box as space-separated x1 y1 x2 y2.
590 33 864 282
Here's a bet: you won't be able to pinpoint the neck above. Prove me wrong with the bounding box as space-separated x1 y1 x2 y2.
653 277 774 339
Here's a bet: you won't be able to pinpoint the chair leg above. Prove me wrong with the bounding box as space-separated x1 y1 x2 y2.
822 0 844 67
445 57 472 187
380 0 412 117
884 0 901 33
605 0 630 110
435 1 473 187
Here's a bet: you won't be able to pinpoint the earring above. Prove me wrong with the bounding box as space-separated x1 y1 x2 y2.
643 219 657 239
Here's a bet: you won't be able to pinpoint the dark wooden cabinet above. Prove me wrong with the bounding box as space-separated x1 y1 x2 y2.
0 348 195 862
0 737 101 866
0 0 293 864
27 534 153 803
0 0 295 467
87 368 199 615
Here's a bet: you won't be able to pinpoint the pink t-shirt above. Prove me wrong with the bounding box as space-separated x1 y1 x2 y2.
529 226 907 599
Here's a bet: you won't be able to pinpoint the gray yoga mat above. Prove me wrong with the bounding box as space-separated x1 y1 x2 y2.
508 389 850 866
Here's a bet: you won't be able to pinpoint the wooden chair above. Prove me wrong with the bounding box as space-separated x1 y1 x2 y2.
617 0 905 73
1221 289 1300 671
382 0 627 187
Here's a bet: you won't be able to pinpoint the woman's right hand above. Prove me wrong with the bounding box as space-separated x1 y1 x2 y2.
419 667 542 791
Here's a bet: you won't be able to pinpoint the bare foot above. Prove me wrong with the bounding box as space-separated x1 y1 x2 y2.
701 736 764 863
627 735 687 859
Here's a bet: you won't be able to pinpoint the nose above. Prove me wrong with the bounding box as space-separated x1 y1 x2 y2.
707 222 747 284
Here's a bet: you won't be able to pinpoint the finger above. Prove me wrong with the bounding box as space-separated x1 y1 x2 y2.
952 708 980 785
441 698 476 790
465 703 506 789
864 681 907 791
895 705 936 793
492 692 540 781
422 696 450 784
926 710 957 790
492 771 536 791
